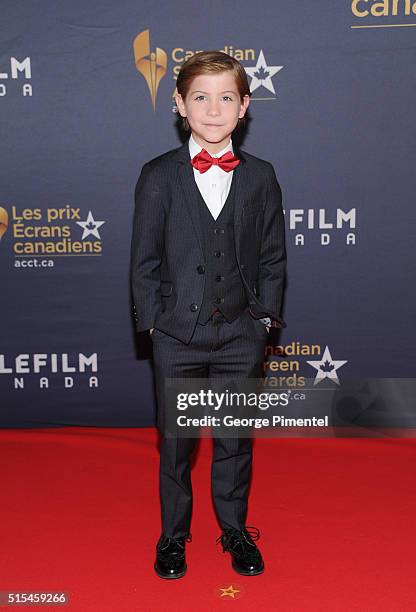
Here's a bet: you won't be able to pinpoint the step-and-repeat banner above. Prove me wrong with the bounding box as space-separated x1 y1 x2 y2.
1 2 415 427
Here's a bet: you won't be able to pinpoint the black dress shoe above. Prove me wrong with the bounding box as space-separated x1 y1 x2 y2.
154 533 192 579
216 525 264 576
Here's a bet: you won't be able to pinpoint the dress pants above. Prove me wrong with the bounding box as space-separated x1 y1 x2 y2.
151 306 268 539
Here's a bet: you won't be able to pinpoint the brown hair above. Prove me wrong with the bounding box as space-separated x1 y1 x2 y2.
175 51 251 133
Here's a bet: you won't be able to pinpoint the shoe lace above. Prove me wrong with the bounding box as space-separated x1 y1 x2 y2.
216 525 260 554
158 532 192 553
156 533 192 570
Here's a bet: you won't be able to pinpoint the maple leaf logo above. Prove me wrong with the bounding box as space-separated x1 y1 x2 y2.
320 360 335 373
254 66 270 81
307 346 348 386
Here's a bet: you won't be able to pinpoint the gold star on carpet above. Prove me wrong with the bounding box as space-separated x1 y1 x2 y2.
219 585 240 598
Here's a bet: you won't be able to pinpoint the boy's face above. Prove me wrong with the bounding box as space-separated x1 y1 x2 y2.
175 71 250 154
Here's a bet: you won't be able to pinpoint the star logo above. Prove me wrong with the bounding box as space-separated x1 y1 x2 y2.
76 211 105 240
219 585 240 598
245 50 283 95
306 346 348 386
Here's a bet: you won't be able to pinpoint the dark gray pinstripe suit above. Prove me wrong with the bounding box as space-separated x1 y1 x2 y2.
130 140 286 538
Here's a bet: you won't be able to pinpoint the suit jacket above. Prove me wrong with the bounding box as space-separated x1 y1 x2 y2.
130 140 287 344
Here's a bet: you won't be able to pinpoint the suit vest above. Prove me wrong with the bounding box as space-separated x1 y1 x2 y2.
194 172 250 325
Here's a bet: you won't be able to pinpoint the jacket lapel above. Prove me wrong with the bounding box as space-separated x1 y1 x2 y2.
175 140 248 260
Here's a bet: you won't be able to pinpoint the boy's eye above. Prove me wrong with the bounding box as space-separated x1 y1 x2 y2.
194 95 234 101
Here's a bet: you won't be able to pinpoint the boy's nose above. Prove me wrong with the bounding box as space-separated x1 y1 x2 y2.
207 104 220 115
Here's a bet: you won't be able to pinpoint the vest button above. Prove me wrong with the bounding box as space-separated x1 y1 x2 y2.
215 275 224 282
213 228 224 235
190 303 199 312
241 264 245 270
215 297 224 304
196 265 205 274
214 251 224 258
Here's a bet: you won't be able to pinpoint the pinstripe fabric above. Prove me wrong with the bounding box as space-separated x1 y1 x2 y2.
130 140 287 537
196 166 250 325
152 309 267 537
130 140 286 344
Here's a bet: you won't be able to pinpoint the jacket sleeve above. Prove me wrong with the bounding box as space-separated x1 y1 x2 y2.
258 164 287 328
130 162 165 332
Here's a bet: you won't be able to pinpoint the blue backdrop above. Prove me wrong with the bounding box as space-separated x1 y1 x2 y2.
1 1 415 427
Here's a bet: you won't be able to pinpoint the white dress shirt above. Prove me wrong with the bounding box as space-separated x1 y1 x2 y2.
188 133 235 221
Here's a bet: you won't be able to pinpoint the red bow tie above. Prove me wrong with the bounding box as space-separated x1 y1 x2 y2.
190 148 240 173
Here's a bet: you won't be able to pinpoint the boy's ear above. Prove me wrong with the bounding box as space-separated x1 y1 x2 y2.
239 94 250 117
174 93 186 117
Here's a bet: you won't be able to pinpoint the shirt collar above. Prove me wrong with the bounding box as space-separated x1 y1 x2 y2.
188 132 233 159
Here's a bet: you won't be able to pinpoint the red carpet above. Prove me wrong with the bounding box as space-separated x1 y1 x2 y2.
1 427 415 611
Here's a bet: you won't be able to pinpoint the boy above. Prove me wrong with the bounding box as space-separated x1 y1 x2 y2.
130 51 286 579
